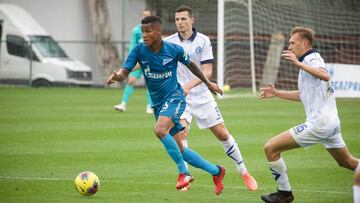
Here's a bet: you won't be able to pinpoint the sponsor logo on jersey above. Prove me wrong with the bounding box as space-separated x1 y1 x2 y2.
162 58 173 65
144 66 173 79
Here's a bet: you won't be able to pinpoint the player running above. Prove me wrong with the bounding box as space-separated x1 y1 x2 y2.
107 15 226 195
164 5 257 192
259 26 360 203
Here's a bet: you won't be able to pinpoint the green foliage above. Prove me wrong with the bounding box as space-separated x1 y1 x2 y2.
0 87 358 202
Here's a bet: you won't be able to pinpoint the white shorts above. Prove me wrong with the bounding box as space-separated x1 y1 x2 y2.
181 100 224 129
290 122 345 148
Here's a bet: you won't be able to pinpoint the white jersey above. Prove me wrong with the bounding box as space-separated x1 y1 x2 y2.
164 30 214 104
298 50 340 130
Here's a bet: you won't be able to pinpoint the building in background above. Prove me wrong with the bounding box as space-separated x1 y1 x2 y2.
0 0 147 86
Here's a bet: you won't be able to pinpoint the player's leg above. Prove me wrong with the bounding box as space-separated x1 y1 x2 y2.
327 147 360 171
210 122 258 191
261 130 299 203
179 142 225 195
154 115 192 189
171 103 225 194
145 89 153 113
354 171 360 203
320 127 360 203
179 105 193 159
114 70 141 112
153 100 192 190
323 127 360 172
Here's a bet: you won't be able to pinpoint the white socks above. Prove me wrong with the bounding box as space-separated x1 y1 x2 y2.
221 135 247 175
269 157 292 191
354 185 360 203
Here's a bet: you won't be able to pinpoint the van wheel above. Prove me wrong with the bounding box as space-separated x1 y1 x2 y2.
32 79 51 87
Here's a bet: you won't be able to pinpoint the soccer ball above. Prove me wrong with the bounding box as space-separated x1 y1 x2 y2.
223 84 231 92
74 171 100 196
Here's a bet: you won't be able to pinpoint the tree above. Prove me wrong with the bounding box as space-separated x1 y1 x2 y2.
87 0 121 84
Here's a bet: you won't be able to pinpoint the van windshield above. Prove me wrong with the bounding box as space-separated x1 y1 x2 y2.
30 36 68 58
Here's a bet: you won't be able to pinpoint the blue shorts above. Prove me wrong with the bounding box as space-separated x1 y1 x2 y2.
153 90 186 136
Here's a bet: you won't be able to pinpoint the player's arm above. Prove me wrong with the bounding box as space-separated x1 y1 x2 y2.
182 63 212 95
186 60 222 95
107 68 130 85
297 62 329 81
132 63 141 71
282 50 330 81
107 44 140 85
259 83 300 101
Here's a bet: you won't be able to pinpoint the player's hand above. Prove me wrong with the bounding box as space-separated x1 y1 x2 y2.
259 83 277 99
106 72 118 85
207 81 223 95
282 50 301 66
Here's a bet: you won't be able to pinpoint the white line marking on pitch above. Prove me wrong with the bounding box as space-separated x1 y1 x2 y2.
0 175 351 195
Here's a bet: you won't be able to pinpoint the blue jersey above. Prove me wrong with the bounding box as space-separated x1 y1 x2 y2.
123 41 191 107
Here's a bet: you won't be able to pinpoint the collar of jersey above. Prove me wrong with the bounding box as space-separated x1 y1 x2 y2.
178 28 197 41
298 48 318 62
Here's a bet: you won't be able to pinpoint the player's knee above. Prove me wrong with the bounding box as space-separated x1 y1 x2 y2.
154 125 166 138
264 141 275 156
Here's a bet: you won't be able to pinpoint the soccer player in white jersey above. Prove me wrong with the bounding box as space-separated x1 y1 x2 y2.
259 26 360 203
164 5 258 191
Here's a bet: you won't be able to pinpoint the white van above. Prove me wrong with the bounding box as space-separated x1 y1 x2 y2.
0 4 93 87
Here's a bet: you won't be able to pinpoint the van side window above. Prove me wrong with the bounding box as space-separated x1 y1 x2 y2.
6 35 39 61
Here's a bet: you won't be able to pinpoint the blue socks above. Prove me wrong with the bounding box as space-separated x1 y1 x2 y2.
160 135 219 176
146 89 152 106
182 147 219 176
160 134 188 174
122 85 153 107
121 84 134 104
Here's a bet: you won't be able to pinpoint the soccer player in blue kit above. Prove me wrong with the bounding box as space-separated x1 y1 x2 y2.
107 16 226 195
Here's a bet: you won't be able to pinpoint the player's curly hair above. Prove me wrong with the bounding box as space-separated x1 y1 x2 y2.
290 26 315 46
141 16 162 25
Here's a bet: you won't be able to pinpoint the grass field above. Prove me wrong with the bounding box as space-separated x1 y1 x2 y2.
0 87 359 202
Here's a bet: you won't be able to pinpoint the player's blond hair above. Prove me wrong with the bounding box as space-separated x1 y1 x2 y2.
290 26 315 46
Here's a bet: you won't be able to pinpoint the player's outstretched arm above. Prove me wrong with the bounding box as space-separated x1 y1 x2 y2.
185 60 223 95
259 83 300 101
107 68 130 85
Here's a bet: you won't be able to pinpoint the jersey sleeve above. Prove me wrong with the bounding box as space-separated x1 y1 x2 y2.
200 36 214 65
308 53 326 71
176 45 190 65
123 44 140 71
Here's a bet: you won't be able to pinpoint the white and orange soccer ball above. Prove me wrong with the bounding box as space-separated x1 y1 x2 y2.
74 171 100 196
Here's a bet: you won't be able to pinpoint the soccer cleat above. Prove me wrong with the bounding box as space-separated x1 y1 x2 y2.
241 172 258 191
261 189 294 203
179 183 190 191
146 105 153 114
114 103 126 112
212 165 226 195
176 173 194 190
